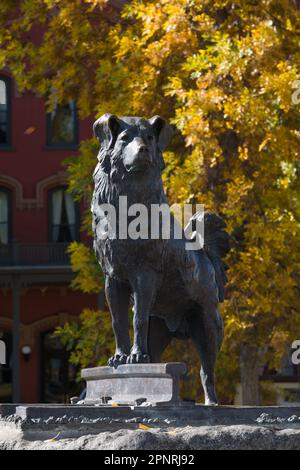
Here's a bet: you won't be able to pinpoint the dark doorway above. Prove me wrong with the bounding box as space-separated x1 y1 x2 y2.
0 331 12 403
40 330 80 403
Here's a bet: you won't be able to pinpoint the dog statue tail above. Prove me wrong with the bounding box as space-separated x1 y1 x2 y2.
203 212 229 301
186 211 230 302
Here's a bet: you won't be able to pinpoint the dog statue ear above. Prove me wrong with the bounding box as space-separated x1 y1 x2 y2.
149 116 173 152
93 113 121 149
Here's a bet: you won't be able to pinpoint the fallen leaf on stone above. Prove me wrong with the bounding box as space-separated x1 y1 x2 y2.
166 431 177 436
138 424 152 431
44 432 61 443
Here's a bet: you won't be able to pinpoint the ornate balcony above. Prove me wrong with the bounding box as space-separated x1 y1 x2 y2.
0 242 71 267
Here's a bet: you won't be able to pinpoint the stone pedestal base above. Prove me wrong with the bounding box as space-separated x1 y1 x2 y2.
1 404 300 449
81 362 187 406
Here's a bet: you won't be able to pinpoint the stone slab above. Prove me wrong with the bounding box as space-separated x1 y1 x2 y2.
1 403 300 434
2 401 300 449
81 362 187 406
0 405 16 417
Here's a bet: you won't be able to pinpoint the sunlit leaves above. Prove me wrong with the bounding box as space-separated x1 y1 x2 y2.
68 241 103 293
54 308 115 372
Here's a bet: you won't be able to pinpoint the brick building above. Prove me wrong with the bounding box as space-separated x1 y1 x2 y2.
0 70 98 403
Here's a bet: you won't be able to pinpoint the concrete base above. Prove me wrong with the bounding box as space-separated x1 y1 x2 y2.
1 403 300 432
81 362 187 406
1 404 300 449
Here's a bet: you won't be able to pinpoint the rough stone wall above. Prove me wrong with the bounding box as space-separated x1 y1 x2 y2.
1 425 300 450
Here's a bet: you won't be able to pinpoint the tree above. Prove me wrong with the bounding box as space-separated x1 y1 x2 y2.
111 0 300 405
2 0 300 404
54 308 115 371
0 0 121 116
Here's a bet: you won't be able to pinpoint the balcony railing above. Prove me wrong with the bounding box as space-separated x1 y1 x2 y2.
0 242 71 267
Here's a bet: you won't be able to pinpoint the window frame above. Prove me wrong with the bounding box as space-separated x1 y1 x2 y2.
0 187 12 244
0 75 12 149
46 102 79 150
48 186 80 243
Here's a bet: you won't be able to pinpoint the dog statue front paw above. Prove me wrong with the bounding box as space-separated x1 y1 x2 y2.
126 352 150 364
108 353 128 368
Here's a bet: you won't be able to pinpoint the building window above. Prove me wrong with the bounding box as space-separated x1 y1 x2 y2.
0 189 11 244
0 76 11 147
49 187 79 243
47 102 78 148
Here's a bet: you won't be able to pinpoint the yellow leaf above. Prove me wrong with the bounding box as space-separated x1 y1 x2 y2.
44 432 61 443
138 424 152 431
24 126 36 135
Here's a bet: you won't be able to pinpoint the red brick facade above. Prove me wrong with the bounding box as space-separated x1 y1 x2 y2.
0 71 97 403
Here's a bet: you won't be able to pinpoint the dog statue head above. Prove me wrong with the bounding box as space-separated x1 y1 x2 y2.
93 114 173 181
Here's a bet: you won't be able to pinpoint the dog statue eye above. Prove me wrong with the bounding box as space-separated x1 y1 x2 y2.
120 133 130 142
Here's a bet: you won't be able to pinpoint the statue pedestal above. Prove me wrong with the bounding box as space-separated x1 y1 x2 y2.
81 362 187 406
2 404 300 448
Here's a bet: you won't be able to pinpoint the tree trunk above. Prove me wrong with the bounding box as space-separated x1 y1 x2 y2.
239 345 261 405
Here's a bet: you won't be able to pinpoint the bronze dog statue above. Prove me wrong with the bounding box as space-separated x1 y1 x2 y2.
92 114 229 404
